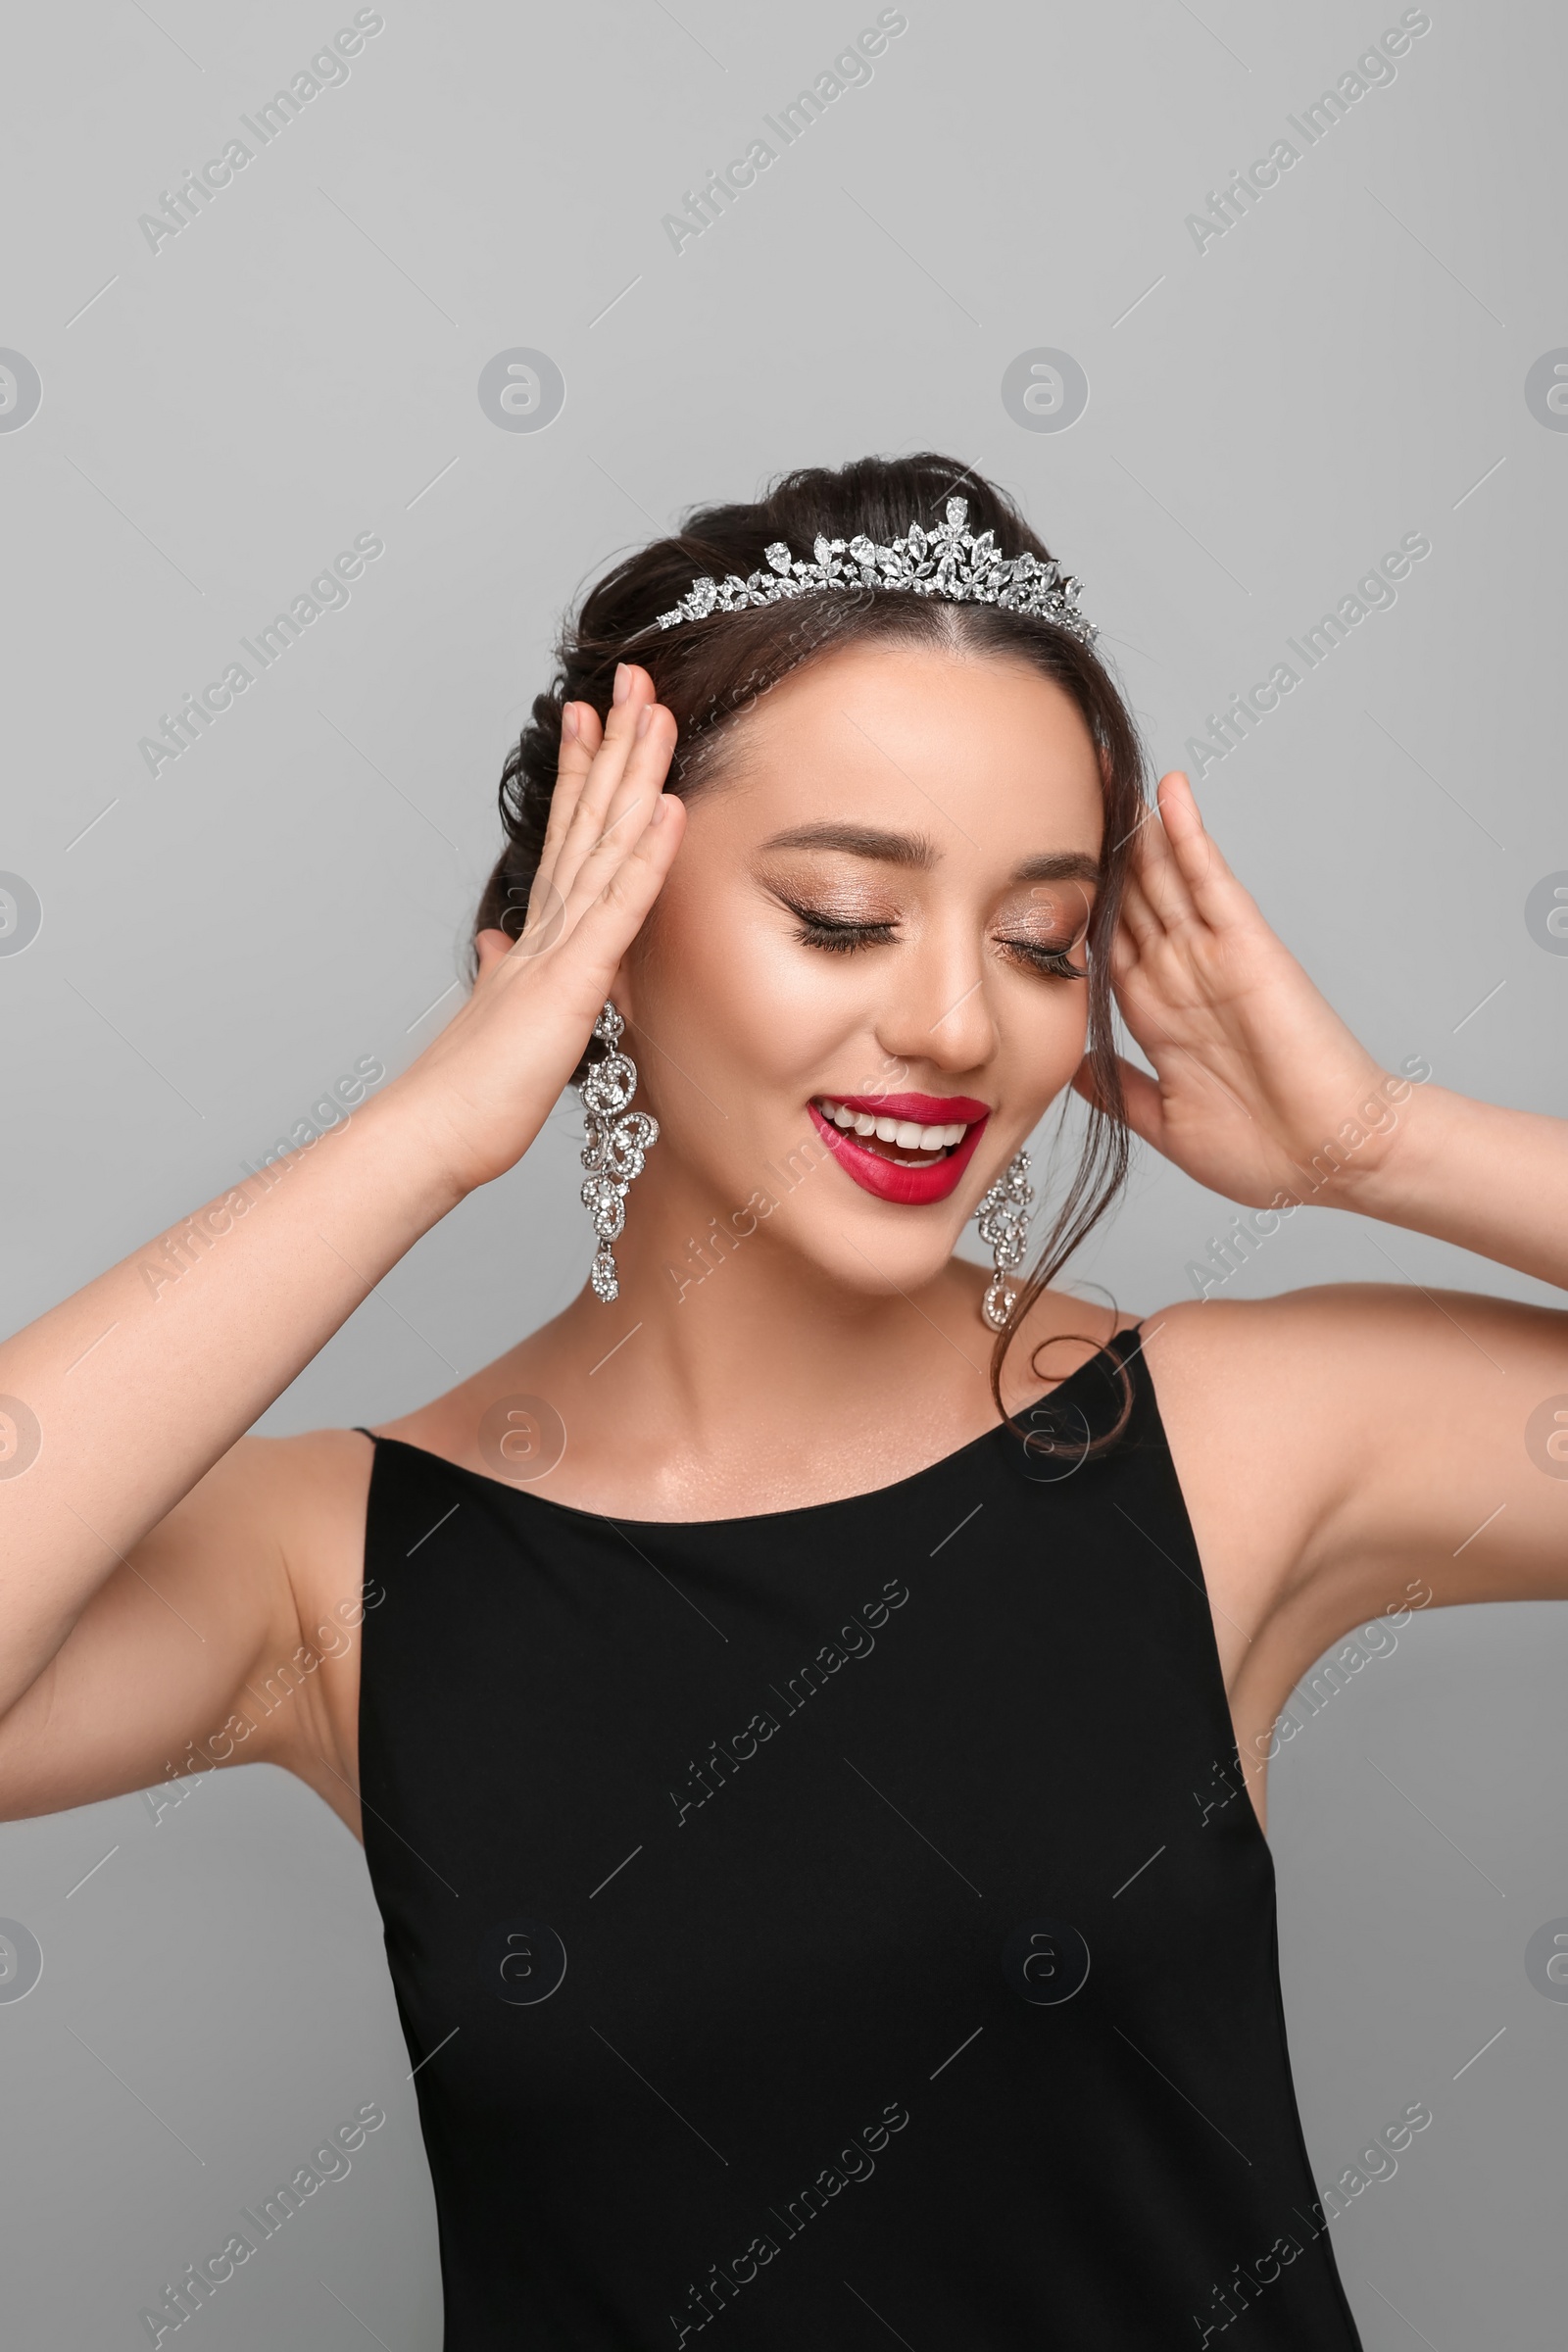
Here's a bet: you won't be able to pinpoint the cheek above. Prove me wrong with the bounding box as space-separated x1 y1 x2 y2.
997 980 1094 1108
644 871 872 1098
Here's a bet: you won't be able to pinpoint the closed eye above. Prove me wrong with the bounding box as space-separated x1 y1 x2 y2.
776 895 1087 977
776 896 899 954
997 937 1088 980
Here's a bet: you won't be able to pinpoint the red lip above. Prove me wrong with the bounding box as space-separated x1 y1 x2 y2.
825 1092 990 1123
808 1101 991 1206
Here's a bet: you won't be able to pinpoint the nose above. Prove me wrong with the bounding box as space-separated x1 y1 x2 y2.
873 919 998 1081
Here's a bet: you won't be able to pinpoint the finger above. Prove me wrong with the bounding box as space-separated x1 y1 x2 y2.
565 789 688 976
562 703 680 913
531 700 606 919
1152 770 1254 929
1105 918 1139 990
1114 863 1165 953
1128 774 1200 931
552 665 659 902
1069 1051 1166 1149
541 700 604 856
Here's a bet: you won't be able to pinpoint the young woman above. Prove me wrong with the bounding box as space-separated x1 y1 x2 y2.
2 454 1564 2349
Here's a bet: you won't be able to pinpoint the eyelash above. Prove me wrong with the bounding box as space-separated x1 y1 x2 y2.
1000 938 1090 981
786 906 1087 980
790 911 894 956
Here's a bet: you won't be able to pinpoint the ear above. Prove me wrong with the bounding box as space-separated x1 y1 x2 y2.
607 943 642 1031
474 927 514 978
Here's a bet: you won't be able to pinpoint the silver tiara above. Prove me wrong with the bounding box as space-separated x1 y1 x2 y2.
654 497 1097 644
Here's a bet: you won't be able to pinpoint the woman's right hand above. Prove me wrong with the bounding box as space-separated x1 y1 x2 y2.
395 662 685 1196
0 660 684 1813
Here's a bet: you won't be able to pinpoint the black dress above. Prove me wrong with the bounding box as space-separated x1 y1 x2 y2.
356 1329 1364 2348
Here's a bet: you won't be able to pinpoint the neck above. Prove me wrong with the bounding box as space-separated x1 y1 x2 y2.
513 1145 1000 1515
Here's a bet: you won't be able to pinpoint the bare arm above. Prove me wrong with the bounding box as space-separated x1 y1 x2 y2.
0 673 683 1818
0 1429 372 1827
1096 771 1568 1821
0 1095 456 1730
1339 1077 1568 1295
1145 1285 1568 1709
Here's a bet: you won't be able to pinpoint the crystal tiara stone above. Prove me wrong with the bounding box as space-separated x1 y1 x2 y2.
654 498 1097 645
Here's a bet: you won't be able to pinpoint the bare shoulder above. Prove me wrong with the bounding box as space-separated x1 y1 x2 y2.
1135 1278 1568 1645
218 1425 378 1808
244 1423 377 1597
0 1423 376 1834
1098 1289 1407 1726
122 1421 374 1674
361 1326 568 1472
1003 1282 1144 1401
1134 1285 1414 1560
1138 1277 1567 1482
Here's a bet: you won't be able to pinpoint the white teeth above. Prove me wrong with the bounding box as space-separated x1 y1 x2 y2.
815 1100 972 1155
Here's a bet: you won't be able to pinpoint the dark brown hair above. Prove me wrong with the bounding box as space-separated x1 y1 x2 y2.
476 452 1147 1454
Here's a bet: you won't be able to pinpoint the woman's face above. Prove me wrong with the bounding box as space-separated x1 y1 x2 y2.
618 639 1106 1302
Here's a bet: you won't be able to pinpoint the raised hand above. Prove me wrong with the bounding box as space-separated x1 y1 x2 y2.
400 663 685 1195
1075 771 1405 1210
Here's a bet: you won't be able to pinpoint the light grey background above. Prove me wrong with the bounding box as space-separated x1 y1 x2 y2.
2 0 1566 2343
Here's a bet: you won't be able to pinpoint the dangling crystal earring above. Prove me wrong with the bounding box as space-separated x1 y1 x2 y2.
973 1150 1034 1331
576 1003 658 1303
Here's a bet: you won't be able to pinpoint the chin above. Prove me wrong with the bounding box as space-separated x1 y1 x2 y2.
729 1118 1001 1303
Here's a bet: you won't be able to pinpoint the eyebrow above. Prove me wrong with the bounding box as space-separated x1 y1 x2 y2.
1013 851 1102 887
758 821 1101 887
760 822 939 867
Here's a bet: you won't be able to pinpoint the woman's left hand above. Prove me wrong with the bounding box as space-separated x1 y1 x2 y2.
1073 770 1408 1210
